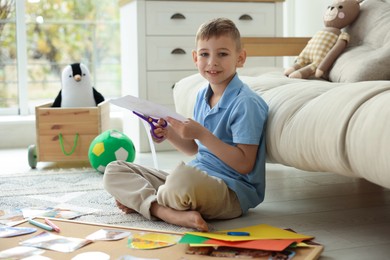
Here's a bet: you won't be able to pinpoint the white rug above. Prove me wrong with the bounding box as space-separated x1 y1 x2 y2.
0 167 196 233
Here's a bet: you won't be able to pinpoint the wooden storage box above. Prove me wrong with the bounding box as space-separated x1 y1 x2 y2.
34 101 110 163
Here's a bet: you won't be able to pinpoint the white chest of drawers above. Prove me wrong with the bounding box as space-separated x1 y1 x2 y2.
120 0 284 152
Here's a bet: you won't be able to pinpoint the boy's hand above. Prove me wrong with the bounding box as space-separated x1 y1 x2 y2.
167 117 206 140
151 118 168 143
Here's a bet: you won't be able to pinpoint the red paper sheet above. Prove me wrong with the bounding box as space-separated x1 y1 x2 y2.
205 238 304 251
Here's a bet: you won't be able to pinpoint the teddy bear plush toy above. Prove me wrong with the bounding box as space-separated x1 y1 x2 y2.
284 0 362 79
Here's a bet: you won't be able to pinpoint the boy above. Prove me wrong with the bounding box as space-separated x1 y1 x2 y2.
103 18 268 231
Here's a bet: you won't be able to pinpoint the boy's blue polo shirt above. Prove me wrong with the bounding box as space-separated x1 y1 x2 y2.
187 74 268 213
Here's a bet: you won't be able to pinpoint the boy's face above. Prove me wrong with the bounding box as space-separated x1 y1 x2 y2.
192 35 246 89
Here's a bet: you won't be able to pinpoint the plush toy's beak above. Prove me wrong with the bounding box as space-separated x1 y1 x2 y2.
74 74 82 82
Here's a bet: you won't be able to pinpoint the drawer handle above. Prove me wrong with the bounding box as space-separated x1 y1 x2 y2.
239 14 253 21
58 133 79 156
171 13 186 19
171 48 186 55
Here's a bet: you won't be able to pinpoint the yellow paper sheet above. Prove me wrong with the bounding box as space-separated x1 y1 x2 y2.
186 224 313 242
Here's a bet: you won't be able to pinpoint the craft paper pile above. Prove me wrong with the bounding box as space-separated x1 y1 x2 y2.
179 224 314 252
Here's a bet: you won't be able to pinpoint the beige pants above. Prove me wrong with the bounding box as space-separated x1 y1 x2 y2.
103 161 242 220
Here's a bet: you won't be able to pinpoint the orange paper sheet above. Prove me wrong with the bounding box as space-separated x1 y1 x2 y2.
205 238 304 251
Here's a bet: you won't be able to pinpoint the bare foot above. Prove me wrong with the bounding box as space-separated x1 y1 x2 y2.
115 200 136 214
151 202 208 231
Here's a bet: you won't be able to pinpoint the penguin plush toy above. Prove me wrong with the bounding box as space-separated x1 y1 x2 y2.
52 63 105 107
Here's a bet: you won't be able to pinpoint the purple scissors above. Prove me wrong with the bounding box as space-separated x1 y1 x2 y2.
133 111 168 140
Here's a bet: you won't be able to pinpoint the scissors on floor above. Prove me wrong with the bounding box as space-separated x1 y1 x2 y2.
133 111 168 140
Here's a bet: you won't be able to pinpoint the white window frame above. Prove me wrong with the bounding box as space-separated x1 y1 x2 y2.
1 1 120 116
15 0 28 115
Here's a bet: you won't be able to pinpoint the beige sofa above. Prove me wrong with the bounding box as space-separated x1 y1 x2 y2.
173 0 390 189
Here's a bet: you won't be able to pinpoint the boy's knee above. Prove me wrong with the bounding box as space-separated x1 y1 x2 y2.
102 170 113 193
102 161 123 191
156 166 205 209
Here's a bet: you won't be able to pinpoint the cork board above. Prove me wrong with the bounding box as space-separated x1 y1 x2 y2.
0 218 323 260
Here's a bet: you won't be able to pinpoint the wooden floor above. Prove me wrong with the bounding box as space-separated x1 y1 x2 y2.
2 148 390 260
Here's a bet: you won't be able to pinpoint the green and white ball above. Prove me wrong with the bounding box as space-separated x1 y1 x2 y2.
88 129 135 173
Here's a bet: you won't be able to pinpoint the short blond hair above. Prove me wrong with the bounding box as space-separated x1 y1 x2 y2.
195 18 242 51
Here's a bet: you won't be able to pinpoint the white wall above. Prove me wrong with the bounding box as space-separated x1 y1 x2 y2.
284 0 331 37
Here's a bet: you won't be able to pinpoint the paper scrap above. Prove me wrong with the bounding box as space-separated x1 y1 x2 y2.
0 226 37 238
0 246 45 259
72 251 110 260
20 231 92 253
0 209 24 226
86 229 131 241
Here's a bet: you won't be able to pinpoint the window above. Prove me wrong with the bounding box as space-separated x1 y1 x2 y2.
0 0 120 116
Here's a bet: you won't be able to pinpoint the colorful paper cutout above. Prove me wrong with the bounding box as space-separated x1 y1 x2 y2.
127 232 182 250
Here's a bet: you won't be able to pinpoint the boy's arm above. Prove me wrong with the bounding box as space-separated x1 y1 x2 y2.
198 131 258 174
166 125 198 156
167 117 258 174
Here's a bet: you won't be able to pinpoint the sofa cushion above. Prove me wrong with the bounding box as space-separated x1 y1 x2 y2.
173 70 390 189
329 0 390 82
